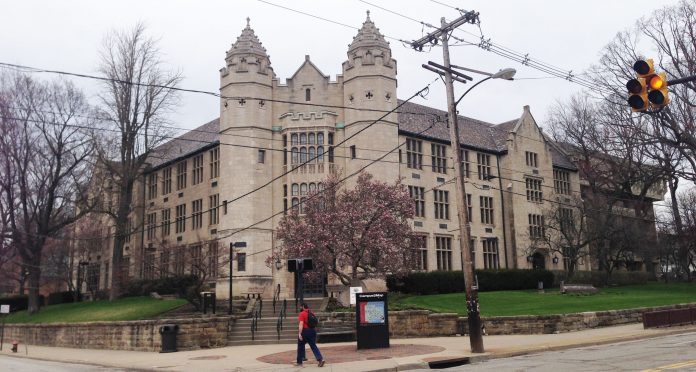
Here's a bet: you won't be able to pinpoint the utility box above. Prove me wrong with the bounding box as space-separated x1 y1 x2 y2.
159 324 179 353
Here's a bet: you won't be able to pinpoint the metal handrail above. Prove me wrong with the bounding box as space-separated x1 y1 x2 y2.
276 298 288 340
250 299 261 340
273 284 281 314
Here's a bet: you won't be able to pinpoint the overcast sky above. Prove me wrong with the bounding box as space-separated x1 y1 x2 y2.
0 0 680 135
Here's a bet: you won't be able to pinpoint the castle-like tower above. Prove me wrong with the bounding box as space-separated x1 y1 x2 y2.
216 13 400 298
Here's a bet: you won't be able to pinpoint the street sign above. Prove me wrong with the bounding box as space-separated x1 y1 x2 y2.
0 305 9 314
349 286 363 305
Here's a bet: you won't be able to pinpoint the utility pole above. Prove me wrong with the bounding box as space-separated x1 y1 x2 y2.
412 11 484 353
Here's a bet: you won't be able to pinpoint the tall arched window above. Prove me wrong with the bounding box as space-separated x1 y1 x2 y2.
300 183 308 196
317 146 324 162
308 133 315 145
300 147 308 163
318 182 324 191
291 147 299 164
291 183 299 196
305 88 311 101
300 133 307 145
309 147 316 163
317 132 324 145
300 197 306 214
309 183 317 193
291 133 299 146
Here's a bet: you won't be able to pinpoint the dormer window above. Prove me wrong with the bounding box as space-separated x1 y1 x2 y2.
305 88 311 101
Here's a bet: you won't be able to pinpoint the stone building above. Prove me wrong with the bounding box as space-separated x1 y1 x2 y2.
78 14 658 300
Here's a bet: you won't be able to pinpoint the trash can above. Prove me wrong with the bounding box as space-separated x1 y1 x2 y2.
159 324 178 353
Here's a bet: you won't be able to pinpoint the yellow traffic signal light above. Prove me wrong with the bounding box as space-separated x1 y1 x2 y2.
647 72 669 108
626 78 648 112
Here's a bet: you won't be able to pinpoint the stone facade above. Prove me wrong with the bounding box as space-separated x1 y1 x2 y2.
3 316 235 352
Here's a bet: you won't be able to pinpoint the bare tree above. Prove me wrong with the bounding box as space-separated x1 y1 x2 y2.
0 72 95 313
95 23 181 299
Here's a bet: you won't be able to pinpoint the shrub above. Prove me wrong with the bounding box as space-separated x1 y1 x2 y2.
387 269 555 295
123 275 198 298
47 291 76 305
552 270 651 287
0 295 45 312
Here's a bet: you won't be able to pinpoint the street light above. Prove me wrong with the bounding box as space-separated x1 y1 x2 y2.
228 241 247 315
423 58 515 353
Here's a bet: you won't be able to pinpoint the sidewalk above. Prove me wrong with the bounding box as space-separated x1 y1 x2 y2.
1 323 695 371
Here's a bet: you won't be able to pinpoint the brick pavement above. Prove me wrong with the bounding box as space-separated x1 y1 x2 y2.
257 344 445 365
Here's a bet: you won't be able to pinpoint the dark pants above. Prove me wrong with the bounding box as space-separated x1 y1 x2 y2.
297 328 323 364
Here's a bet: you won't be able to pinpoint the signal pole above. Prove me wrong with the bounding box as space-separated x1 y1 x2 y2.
412 12 484 353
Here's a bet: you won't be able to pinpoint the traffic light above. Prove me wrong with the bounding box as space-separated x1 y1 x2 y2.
647 72 669 108
626 78 648 112
626 58 670 111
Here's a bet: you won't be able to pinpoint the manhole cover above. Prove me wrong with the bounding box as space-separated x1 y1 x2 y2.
189 355 227 360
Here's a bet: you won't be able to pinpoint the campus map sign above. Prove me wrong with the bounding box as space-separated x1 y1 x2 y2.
355 292 389 349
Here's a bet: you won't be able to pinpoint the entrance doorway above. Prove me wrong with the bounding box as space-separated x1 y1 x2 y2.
532 252 546 270
294 272 327 298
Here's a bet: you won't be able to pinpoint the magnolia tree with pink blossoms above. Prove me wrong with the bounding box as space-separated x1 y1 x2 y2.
275 172 417 286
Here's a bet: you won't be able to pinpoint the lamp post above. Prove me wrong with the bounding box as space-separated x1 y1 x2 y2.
228 241 247 315
421 18 516 353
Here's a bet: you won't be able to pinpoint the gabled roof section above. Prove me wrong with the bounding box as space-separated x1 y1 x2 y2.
289 55 329 82
147 119 220 170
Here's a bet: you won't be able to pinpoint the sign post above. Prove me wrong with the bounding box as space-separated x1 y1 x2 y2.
0 304 9 351
355 292 389 349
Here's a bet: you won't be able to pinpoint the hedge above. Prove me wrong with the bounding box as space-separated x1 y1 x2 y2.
387 269 555 295
123 275 198 298
47 291 76 305
551 270 651 287
0 295 45 312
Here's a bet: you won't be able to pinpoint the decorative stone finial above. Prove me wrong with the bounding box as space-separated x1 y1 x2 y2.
226 17 268 58
366 10 370 21
347 10 390 54
246 17 250 28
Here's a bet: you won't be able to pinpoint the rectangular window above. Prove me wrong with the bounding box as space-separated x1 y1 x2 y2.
159 250 169 278
122 256 130 280
162 167 172 195
460 149 470 178
87 263 100 291
192 154 203 185
560 207 574 233
409 186 425 218
525 151 539 167
258 149 266 164
529 214 545 239
526 178 543 203
431 143 447 174
554 169 571 195
466 193 472 220
143 252 155 280
482 239 499 269
148 173 158 200
434 189 450 220
477 153 491 180
175 204 186 234
174 247 185 275
406 138 423 170
177 161 187 190
161 208 171 236
328 146 334 163
146 212 157 240
192 199 203 230
435 236 452 271
237 252 247 272
190 244 202 276
413 235 428 271
209 147 220 179
209 194 219 226
480 196 494 225
124 218 132 243
208 241 219 278
350 145 356 159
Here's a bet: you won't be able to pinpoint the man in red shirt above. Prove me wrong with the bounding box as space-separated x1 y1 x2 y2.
296 303 325 367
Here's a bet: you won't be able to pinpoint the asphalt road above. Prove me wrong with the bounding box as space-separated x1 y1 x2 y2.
0 356 123 371
446 331 696 371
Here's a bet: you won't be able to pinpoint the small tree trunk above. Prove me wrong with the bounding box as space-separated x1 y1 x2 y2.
27 263 42 314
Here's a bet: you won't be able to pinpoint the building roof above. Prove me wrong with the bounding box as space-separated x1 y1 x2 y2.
226 18 267 59
147 118 220 169
348 11 390 54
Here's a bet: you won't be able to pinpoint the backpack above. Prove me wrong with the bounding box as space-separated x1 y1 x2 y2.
307 311 319 328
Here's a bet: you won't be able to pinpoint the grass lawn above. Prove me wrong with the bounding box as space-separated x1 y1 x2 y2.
392 282 696 317
2 297 187 324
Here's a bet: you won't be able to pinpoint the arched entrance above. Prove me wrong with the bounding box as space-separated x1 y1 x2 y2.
532 252 546 270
